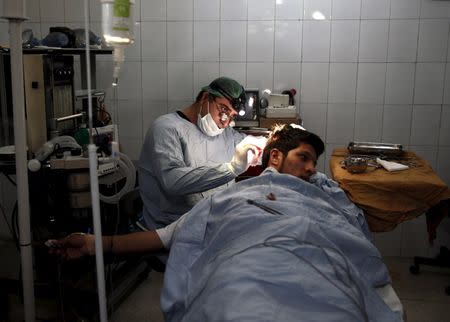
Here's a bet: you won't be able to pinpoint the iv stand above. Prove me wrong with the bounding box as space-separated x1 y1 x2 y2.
2 1 35 321
2 1 108 321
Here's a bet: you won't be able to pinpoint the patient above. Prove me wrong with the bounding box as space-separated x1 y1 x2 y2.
49 125 403 322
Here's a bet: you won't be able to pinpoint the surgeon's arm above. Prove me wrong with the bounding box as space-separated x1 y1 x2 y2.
47 231 165 260
152 125 238 195
153 124 266 195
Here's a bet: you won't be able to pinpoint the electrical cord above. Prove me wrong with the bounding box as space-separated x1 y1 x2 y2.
0 173 17 247
4 173 16 186
99 152 136 204
11 201 19 249
0 200 18 250
96 98 112 126
102 110 112 125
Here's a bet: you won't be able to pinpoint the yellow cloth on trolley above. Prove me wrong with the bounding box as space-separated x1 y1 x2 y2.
330 148 450 233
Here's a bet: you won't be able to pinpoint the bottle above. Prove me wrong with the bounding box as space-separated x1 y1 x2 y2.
101 0 135 46
100 0 135 85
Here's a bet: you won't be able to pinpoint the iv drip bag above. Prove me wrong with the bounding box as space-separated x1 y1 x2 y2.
101 0 135 46
101 0 135 85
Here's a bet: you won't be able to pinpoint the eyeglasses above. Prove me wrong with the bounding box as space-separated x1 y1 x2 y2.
214 100 236 121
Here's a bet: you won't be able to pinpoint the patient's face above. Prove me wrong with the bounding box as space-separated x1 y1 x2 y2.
279 143 317 182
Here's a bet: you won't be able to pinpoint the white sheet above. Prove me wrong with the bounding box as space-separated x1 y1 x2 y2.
377 284 404 321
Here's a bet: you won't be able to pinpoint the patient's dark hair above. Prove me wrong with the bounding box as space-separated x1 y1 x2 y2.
261 124 325 168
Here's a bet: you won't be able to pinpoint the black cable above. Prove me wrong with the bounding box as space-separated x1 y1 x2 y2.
96 107 112 126
4 173 16 186
10 201 19 249
103 110 112 125
0 201 18 250
1 173 17 248
13 202 18 239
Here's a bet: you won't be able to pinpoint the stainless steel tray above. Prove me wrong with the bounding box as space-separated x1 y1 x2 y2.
348 142 403 156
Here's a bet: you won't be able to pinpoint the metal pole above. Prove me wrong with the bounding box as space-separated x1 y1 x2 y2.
3 0 35 321
84 0 108 321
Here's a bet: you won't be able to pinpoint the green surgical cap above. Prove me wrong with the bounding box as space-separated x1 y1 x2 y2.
201 77 244 100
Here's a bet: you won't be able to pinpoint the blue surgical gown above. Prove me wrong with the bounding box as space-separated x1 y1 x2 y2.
161 168 401 322
138 112 245 228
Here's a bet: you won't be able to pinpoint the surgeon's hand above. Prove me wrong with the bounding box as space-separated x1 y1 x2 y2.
240 136 267 166
228 141 262 175
46 232 95 260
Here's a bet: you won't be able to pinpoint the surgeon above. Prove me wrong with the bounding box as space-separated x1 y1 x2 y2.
138 76 265 230
48 125 403 321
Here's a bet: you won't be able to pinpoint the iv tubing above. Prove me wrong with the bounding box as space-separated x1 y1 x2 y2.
83 0 108 321
99 152 136 204
7 6 36 321
112 46 124 86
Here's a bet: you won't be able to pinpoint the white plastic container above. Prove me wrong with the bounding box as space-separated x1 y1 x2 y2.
101 0 135 46
265 106 297 118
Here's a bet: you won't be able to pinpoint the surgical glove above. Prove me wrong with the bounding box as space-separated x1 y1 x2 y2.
238 135 267 166
228 142 260 176
239 135 267 150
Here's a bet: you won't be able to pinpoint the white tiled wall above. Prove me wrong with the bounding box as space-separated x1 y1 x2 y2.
1 0 450 257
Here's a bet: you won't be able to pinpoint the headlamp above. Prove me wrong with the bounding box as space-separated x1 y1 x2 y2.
209 82 246 112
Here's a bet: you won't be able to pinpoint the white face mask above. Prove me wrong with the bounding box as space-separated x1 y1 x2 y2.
197 101 225 137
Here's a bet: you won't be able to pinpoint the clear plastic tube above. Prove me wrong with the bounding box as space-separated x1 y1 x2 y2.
112 46 124 86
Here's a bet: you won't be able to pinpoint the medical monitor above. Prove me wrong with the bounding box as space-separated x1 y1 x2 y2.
234 89 260 128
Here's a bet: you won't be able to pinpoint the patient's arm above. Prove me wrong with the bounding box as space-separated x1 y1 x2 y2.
47 230 164 260
309 171 372 240
156 215 187 249
108 231 165 254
